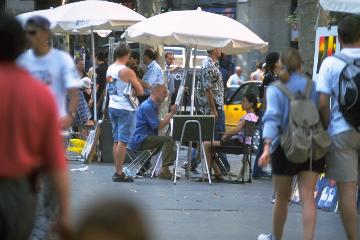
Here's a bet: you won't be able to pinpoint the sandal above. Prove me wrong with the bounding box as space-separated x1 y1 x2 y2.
112 173 134 182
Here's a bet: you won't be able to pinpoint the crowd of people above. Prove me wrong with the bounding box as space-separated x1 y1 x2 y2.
0 11 359 240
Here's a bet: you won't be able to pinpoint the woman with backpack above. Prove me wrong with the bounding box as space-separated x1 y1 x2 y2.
257 48 326 240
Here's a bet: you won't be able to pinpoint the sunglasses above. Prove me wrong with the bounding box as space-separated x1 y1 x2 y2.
25 30 38 36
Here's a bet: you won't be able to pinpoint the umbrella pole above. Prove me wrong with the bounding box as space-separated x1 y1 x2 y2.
190 46 197 116
91 26 97 122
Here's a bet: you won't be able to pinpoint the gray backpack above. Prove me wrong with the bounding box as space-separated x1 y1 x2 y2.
273 79 330 167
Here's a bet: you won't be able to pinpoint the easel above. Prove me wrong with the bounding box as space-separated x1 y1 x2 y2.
172 115 215 185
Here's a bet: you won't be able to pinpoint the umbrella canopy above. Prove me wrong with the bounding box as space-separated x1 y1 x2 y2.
123 8 268 54
17 0 146 33
320 0 360 14
16 9 73 34
53 0 146 32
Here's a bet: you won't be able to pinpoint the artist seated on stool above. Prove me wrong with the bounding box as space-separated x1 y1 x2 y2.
129 84 177 180
203 93 259 180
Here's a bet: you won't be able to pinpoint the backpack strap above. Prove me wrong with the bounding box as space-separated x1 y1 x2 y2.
273 81 295 100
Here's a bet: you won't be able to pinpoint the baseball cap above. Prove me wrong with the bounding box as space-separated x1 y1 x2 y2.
25 16 51 31
81 77 93 89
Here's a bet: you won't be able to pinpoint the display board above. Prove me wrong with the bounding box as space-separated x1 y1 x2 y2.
313 26 340 81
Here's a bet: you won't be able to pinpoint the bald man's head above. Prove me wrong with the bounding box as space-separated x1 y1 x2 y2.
150 84 168 104
235 66 242 76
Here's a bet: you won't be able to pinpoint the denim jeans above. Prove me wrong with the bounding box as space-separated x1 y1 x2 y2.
215 110 230 171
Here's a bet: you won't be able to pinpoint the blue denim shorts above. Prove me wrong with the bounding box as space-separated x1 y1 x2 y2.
109 108 135 143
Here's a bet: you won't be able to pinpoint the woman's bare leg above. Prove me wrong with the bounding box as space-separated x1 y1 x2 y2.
298 171 320 240
272 175 293 239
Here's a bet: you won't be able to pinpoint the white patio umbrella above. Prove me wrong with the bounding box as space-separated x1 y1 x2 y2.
18 0 146 121
320 0 360 14
124 7 268 115
124 8 268 55
124 8 267 184
51 0 145 120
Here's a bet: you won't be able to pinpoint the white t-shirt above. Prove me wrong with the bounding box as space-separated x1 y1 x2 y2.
227 73 245 88
106 64 135 111
17 48 81 117
316 48 360 136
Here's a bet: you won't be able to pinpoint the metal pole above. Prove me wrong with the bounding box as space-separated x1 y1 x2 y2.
190 46 197 116
186 46 198 179
91 27 97 121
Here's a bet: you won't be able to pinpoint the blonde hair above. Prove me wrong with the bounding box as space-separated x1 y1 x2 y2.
279 48 302 82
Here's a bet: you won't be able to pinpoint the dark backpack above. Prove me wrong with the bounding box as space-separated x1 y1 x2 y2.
334 53 360 132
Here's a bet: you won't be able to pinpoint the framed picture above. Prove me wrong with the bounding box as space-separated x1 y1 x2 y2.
313 26 340 81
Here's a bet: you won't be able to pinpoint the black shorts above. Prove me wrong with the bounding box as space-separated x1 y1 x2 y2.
220 138 241 147
271 145 325 176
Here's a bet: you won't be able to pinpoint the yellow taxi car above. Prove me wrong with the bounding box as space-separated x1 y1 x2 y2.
224 81 262 130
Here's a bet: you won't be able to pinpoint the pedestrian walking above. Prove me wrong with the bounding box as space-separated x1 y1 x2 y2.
0 15 70 240
317 15 360 240
107 43 144 182
258 48 326 240
17 15 80 239
252 52 280 179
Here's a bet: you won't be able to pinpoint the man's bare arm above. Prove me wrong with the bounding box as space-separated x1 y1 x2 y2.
318 93 330 129
68 88 79 114
158 105 177 130
205 89 218 119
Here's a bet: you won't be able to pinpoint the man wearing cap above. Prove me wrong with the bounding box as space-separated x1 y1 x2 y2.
17 16 80 239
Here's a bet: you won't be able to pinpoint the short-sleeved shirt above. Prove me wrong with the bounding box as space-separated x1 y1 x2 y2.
128 98 160 150
0 63 66 178
227 73 245 88
73 92 91 127
95 62 108 101
200 56 225 109
316 48 360 136
231 112 259 144
142 60 164 95
165 63 175 95
17 48 81 117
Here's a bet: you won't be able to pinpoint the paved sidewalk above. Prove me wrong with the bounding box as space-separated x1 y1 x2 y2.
69 161 348 240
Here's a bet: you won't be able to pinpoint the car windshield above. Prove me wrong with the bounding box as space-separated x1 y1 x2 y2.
228 83 260 104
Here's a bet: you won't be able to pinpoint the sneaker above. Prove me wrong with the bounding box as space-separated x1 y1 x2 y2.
112 173 134 182
257 233 274 240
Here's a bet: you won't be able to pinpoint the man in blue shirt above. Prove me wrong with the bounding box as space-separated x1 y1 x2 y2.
138 48 164 103
129 84 177 180
317 16 360 240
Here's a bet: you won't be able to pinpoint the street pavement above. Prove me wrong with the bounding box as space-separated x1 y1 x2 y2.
69 154 349 240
